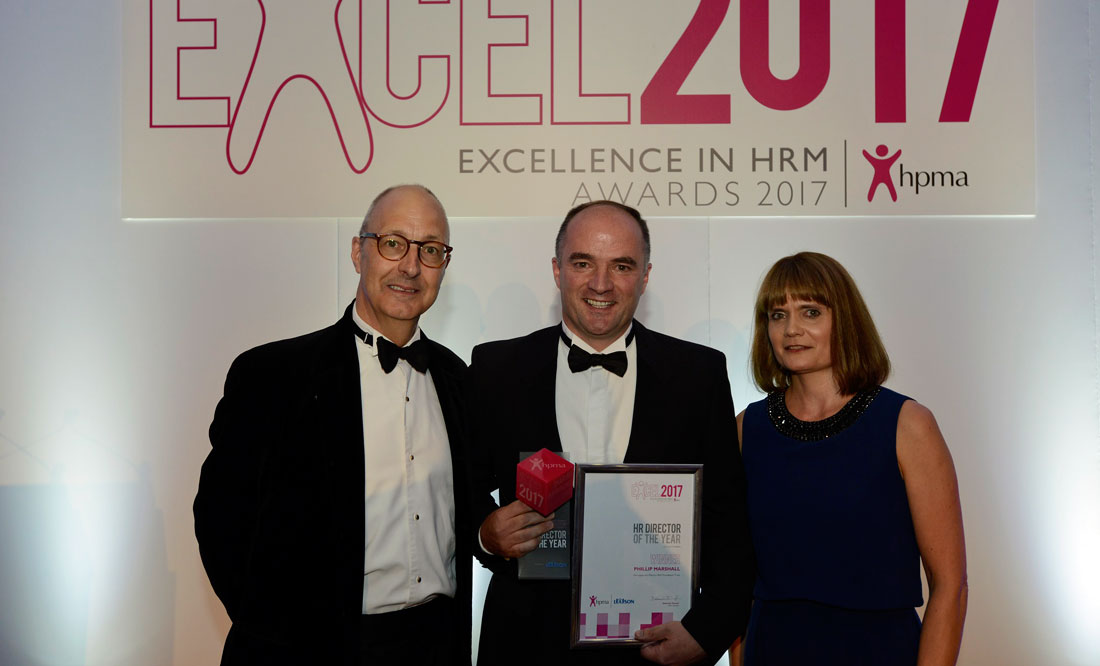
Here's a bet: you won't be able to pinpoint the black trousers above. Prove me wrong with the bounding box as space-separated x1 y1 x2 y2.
361 596 462 665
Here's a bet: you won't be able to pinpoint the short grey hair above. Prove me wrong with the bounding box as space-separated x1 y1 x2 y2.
359 184 447 235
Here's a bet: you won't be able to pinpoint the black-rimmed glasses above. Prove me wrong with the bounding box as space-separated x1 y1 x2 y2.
359 233 453 268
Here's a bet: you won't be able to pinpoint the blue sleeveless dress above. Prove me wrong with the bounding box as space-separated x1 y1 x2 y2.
742 387 923 666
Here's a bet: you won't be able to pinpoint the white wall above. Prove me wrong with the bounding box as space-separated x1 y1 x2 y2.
0 2 1097 665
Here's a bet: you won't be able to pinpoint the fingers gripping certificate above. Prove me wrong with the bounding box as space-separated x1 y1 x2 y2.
570 464 702 648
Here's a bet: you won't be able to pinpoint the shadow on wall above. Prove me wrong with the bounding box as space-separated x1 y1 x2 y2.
422 283 484 361
486 283 548 342
424 281 564 358
0 469 175 666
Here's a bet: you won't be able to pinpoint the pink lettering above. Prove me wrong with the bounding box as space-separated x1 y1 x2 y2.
551 0 630 124
939 0 999 122
225 0 374 174
640 0 730 124
359 0 452 129
460 0 541 125
874 0 905 122
740 0 831 111
149 0 228 127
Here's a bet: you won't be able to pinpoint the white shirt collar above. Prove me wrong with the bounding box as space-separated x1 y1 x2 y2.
351 306 421 355
560 321 633 355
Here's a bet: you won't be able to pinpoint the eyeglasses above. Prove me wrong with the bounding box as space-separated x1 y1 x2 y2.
359 233 453 268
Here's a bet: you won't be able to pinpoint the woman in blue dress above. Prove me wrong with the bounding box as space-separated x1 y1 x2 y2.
731 252 967 666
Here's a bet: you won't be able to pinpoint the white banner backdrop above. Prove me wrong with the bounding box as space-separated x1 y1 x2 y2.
123 0 1034 218
7 3 1100 666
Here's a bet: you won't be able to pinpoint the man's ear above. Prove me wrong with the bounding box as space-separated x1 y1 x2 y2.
351 236 363 275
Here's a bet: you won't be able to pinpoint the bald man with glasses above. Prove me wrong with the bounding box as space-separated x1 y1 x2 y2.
195 185 472 666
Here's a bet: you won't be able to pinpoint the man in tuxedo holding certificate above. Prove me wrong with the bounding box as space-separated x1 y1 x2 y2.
469 201 754 665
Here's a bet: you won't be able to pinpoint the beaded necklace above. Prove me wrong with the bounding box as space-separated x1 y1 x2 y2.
766 386 881 442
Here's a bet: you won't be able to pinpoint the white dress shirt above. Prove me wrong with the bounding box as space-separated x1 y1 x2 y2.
351 308 456 614
555 323 638 465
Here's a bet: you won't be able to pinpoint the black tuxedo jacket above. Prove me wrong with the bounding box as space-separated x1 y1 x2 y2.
194 304 471 666
468 322 754 666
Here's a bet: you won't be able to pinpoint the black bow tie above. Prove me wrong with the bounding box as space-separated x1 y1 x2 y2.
353 327 429 374
561 328 634 377
377 337 429 374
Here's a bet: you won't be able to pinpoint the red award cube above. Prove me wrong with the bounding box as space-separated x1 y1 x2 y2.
516 448 574 516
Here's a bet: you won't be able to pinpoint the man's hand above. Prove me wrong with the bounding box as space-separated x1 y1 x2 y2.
479 500 555 559
635 621 706 666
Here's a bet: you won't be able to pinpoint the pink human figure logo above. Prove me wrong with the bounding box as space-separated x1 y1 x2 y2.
862 144 902 202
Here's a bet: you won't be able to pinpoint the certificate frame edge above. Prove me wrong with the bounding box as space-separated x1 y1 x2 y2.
569 463 703 649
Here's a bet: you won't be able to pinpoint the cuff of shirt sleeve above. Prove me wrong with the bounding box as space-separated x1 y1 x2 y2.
477 524 492 556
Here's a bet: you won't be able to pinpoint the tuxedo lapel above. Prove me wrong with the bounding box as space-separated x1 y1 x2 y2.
625 322 663 462
310 311 367 529
529 327 564 452
422 332 464 453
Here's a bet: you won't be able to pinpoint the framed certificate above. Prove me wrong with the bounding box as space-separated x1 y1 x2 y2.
570 464 702 648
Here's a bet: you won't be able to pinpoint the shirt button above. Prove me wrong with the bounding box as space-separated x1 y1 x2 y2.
416 576 422 583
405 396 410 402
415 514 420 520
410 454 415 461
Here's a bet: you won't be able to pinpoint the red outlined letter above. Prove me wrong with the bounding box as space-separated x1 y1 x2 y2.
149 0 229 127
740 0 830 111
226 1 374 174
460 0 542 125
939 0 998 122
358 0 452 128
550 0 629 125
640 0 730 125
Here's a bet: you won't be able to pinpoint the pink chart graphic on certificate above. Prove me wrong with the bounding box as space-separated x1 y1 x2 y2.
578 611 673 639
